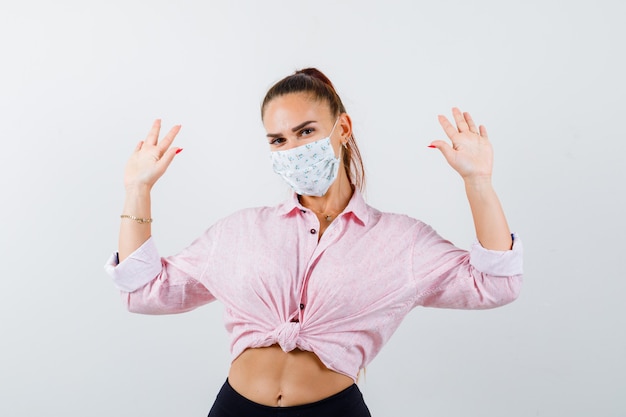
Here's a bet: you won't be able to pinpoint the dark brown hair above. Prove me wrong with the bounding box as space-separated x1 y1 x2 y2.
261 68 365 192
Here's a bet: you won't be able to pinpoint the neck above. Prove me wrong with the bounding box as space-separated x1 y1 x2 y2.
299 170 354 217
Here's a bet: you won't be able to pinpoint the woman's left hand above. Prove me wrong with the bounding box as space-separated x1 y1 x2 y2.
429 107 493 181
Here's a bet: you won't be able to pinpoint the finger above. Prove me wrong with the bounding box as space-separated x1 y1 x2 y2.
437 114 461 141
479 125 488 139
464 112 478 134
155 146 182 173
156 124 182 154
134 140 144 152
428 140 456 164
452 107 470 132
144 119 161 146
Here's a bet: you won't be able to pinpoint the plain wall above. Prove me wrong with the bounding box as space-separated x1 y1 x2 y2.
0 0 624 416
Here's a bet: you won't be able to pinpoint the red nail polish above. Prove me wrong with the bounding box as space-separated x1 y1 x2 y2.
176 148 183 154
427 145 436 148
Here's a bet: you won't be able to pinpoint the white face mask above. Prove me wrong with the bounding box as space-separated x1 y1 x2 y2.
270 119 341 197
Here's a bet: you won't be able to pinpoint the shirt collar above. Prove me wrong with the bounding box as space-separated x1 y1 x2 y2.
276 188 370 226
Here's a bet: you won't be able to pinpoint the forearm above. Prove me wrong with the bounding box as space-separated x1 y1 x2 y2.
464 177 512 251
119 185 152 262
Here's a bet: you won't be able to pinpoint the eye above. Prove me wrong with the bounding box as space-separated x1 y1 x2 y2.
299 128 315 137
269 137 286 146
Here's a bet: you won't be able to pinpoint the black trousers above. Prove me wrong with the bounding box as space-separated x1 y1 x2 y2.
208 379 372 417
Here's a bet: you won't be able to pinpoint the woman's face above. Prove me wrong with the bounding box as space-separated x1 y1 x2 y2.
263 93 348 155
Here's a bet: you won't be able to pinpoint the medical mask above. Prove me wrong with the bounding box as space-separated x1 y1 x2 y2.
270 119 341 197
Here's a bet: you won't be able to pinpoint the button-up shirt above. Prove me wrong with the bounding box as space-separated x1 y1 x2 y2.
105 189 523 382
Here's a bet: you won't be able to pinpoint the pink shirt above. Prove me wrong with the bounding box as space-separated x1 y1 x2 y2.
105 190 523 382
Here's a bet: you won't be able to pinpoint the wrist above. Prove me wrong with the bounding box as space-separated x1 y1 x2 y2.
124 182 152 196
463 175 493 190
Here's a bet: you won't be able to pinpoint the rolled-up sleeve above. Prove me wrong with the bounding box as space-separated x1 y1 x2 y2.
412 224 523 310
469 233 523 276
104 237 163 293
103 232 217 315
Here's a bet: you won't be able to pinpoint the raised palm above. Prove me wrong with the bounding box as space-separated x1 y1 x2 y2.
124 119 182 190
430 108 494 181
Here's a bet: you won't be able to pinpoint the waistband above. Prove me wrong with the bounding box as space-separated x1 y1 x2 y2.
208 378 371 417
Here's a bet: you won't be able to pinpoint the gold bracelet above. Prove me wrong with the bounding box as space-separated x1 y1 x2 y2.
120 214 153 224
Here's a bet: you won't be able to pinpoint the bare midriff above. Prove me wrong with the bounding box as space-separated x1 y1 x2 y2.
227 344 354 407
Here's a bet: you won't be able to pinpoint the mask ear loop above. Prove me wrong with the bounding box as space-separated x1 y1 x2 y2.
328 117 343 158
331 117 350 151
329 117 340 138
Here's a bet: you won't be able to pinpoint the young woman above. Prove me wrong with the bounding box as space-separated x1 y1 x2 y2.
106 68 523 416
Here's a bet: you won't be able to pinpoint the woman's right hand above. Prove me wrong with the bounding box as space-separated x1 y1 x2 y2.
124 119 182 191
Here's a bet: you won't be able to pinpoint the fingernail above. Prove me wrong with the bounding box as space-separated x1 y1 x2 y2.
176 148 183 154
427 145 436 148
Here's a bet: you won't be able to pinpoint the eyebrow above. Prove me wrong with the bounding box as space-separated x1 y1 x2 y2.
266 120 316 138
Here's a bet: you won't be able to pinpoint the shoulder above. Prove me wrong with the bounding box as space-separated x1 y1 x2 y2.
216 205 280 227
209 197 302 234
366 203 428 231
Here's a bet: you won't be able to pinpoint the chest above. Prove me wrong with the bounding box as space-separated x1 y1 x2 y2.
204 217 416 319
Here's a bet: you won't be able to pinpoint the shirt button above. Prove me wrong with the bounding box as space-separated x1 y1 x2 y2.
300 303 305 310
310 229 317 234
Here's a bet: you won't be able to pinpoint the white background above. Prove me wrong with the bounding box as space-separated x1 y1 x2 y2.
1 0 624 416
